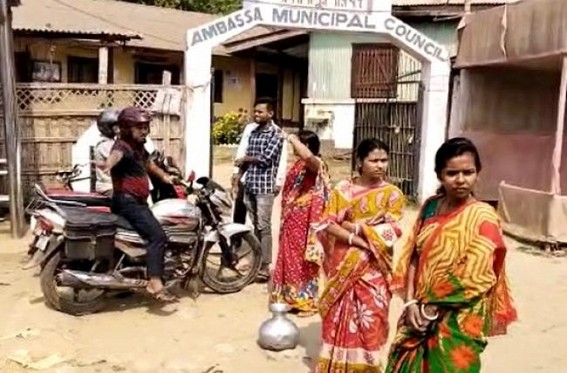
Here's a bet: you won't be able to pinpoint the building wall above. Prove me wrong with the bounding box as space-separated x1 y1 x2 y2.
307 32 422 101
14 37 99 83
449 67 566 200
305 32 423 148
304 22 456 148
13 37 300 123
406 20 459 57
212 55 253 117
113 50 135 84
213 56 302 123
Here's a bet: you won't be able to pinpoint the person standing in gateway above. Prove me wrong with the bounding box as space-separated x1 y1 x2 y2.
235 97 285 281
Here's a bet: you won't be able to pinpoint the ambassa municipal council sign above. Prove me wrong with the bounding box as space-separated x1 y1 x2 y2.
189 0 447 61
191 0 392 48
243 0 392 13
191 6 376 46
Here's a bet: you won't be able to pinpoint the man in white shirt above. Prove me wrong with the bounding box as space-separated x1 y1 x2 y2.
94 108 121 196
231 119 287 225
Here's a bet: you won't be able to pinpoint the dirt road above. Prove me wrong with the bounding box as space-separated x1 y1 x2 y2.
1 153 566 372
1 206 566 373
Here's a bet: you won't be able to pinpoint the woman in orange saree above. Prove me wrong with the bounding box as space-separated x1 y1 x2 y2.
386 137 517 373
314 139 405 373
271 130 329 315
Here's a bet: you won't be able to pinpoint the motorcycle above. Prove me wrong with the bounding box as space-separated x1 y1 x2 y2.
28 172 262 315
41 151 185 208
44 163 112 207
27 151 185 265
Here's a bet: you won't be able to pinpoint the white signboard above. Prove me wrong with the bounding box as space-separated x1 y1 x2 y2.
243 0 392 13
189 6 448 62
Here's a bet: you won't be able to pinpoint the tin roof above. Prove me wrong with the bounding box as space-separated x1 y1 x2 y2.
13 0 141 40
13 0 523 55
393 0 519 5
12 0 274 55
456 0 567 67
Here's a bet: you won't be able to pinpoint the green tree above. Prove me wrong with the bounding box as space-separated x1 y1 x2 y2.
117 0 241 14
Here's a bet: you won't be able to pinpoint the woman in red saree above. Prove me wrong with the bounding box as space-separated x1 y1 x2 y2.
314 138 405 373
387 137 517 373
271 130 329 315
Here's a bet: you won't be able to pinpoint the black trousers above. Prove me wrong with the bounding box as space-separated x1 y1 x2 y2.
233 181 248 224
112 193 167 278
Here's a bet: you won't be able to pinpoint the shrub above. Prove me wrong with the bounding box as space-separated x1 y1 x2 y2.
211 109 249 145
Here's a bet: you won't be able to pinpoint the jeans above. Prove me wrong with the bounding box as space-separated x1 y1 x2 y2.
244 192 274 267
112 193 167 278
233 181 247 224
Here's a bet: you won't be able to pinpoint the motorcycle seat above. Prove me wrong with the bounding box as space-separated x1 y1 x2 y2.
48 193 112 207
115 216 135 231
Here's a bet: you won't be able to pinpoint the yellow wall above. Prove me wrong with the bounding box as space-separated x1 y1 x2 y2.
113 50 135 84
213 58 302 123
14 37 301 122
212 55 253 117
15 37 99 83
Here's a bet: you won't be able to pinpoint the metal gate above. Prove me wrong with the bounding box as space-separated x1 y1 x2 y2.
351 44 424 199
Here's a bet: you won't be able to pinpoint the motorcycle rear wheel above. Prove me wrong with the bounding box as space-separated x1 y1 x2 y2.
201 232 262 294
40 252 107 316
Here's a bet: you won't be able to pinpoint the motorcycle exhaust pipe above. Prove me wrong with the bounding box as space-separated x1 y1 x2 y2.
56 270 148 290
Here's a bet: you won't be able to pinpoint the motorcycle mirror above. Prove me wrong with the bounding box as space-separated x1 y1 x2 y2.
187 170 196 183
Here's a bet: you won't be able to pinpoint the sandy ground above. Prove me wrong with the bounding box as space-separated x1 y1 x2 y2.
0 151 566 372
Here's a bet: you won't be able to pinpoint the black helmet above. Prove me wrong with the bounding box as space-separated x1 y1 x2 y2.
97 108 120 138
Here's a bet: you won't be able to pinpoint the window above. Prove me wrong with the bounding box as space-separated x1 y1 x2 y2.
351 44 399 98
67 56 98 83
135 62 180 85
14 52 32 82
213 69 223 103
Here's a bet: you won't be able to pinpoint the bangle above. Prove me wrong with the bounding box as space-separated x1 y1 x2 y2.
403 299 417 309
420 304 439 321
348 233 354 246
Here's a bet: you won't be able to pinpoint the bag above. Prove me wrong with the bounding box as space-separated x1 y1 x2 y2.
63 208 118 260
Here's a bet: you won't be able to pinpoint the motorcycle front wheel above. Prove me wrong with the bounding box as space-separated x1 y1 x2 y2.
201 232 262 294
40 252 107 316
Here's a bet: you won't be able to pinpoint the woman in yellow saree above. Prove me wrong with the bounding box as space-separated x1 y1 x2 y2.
313 139 405 373
386 137 517 373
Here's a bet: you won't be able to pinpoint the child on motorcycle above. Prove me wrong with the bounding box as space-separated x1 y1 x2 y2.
94 108 121 196
97 106 177 302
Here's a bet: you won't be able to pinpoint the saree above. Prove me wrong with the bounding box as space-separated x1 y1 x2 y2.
315 179 405 373
271 159 329 313
386 197 518 373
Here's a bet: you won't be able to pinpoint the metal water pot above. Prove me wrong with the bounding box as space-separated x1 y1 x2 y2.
258 303 300 351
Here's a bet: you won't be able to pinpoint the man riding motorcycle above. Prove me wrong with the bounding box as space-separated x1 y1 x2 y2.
98 106 177 302
94 108 121 196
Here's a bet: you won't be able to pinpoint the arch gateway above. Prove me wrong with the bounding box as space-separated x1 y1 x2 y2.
184 0 450 202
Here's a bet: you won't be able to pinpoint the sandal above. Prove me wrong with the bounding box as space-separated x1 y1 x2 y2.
146 288 179 303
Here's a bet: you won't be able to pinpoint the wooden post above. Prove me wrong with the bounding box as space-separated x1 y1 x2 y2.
249 57 256 115
209 68 214 178
464 0 471 14
98 46 109 84
550 56 567 194
277 55 284 125
162 71 172 155
0 0 24 237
